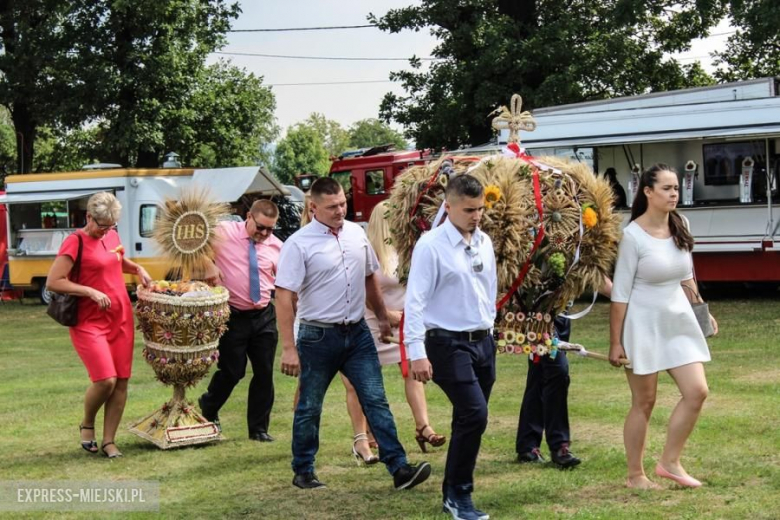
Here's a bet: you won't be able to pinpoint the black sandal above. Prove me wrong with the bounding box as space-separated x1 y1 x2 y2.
79 424 98 453
100 441 123 459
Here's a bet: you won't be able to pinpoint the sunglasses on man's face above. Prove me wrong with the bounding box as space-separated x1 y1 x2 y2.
465 245 483 273
249 214 275 233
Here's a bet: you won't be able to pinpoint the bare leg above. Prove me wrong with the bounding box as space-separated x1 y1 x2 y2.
624 370 661 489
340 374 373 459
81 378 117 445
659 363 708 477
404 375 430 429
101 378 127 456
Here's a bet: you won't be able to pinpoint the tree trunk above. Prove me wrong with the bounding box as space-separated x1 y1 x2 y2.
12 104 36 174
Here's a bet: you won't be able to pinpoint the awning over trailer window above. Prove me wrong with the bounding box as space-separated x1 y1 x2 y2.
0 189 101 205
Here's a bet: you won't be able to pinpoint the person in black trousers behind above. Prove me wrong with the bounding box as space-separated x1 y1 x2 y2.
516 281 612 468
515 316 580 468
405 175 498 520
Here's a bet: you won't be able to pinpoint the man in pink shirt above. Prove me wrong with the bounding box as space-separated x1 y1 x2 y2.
199 199 283 442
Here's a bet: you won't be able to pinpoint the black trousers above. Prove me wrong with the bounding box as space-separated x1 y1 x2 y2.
200 305 278 435
426 334 496 495
515 316 571 453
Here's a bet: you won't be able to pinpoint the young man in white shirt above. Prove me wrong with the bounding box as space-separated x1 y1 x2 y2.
404 174 497 520
275 177 431 492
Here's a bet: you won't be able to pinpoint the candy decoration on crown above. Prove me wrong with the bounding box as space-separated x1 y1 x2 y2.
128 188 231 449
386 95 622 362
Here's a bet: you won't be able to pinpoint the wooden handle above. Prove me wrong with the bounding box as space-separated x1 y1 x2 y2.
580 350 631 365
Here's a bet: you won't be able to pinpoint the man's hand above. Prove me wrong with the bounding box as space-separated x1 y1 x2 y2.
410 358 433 383
280 347 300 378
204 265 223 286
378 318 392 345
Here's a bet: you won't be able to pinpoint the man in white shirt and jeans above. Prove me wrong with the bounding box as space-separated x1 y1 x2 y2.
404 174 497 520
275 177 431 491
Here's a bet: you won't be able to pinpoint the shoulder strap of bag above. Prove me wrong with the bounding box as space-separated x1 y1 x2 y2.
71 233 83 283
681 283 701 302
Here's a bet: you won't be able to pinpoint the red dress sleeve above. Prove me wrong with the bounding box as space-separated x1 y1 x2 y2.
57 232 81 262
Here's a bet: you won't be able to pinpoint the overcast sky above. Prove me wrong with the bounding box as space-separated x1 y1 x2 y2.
210 1 731 138
208 0 438 134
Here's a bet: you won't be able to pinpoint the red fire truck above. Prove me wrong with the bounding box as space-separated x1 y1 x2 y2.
328 144 431 224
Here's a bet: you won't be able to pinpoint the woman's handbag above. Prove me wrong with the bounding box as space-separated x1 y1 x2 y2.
46 234 83 327
682 283 714 338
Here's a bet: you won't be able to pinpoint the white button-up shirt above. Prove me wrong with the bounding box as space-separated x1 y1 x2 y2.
275 217 379 324
403 218 498 361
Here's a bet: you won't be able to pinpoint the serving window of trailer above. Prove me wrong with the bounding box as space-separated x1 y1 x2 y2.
6 192 98 255
703 140 767 186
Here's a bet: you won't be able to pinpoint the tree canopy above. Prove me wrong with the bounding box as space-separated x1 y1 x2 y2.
371 0 722 149
303 113 351 159
272 125 330 185
713 0 780 81
348 118 408 150
0 0 279 173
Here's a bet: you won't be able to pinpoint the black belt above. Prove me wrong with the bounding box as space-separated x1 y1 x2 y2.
230 305 270 317
426 328 490 342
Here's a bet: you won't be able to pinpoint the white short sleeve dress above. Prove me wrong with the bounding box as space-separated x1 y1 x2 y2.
365 255 406 366
611 222 711 375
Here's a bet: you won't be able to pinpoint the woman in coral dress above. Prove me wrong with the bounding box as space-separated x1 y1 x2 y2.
47 192 151 457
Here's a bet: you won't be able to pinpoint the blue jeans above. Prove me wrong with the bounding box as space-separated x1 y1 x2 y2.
292 319 407 476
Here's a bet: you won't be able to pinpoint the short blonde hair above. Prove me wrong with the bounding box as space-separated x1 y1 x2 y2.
366 200 397 277
300 193 313 226
250 199 279 219
88 192 122 222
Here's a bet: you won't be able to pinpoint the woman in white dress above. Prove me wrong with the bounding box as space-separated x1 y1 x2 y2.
364 201 446 452
610 164 718 490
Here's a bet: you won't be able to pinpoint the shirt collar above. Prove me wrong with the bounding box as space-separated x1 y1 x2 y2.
238 220 254 242
310 217 342 236
442 218 483 248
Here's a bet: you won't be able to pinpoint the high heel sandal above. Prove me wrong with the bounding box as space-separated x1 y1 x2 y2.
415 424 446 453
79 424 98 453
351 433 379 466
101 441 123 459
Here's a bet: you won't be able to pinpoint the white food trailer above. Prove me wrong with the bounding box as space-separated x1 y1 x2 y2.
0 165 288 302
473 77 779 282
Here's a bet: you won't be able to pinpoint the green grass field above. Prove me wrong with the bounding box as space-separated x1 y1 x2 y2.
0 298 778 519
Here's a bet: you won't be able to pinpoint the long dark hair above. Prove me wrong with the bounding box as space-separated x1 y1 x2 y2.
630 163 694 251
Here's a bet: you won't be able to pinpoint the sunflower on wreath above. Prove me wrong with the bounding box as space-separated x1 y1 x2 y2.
484 185 502 209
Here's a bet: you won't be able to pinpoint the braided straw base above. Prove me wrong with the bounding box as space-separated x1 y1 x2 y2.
127 384 223 449
132 286 230 448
